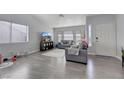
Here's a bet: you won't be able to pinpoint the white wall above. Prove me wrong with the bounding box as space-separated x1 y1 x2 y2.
55 15 86 27
35 14 86 28
86 14 124 59
0 14 50 57
116 14 124 58
34 14 86 40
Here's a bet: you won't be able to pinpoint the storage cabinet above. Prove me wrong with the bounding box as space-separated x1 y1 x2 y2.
40 41 53 51
40 32 53 51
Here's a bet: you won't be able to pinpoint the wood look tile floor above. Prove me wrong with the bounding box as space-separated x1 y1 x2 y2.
0 49 124 79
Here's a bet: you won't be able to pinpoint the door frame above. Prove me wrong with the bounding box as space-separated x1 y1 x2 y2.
94 22 117 57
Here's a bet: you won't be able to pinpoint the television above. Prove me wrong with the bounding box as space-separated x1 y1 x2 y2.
40 32 51 37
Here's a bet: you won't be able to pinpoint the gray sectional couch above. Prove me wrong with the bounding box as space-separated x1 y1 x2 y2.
65 48 88 65
57 40 74 49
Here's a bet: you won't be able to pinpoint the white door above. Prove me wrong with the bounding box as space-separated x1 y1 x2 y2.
95 23 116 56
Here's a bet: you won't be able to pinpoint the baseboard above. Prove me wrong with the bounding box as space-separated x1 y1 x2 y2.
88 52 95 55
115 56 122 61
28 50 40 55
88 52 122 62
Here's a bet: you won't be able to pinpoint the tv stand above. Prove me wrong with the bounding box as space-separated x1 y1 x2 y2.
40 41 53 51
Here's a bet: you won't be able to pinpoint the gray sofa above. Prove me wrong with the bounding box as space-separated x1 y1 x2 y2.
57 40 74 49
65 48 87 65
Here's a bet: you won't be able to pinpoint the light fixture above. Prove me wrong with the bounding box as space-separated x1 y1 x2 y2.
59 14 64 17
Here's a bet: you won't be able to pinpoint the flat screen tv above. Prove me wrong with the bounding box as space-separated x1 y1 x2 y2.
40 32 51 37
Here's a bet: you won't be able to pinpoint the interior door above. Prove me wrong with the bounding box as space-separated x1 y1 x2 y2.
95 23 116 56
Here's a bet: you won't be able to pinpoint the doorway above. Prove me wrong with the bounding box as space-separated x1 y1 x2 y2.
95 23 116 57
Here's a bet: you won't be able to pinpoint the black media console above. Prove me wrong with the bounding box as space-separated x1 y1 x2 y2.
40 41 53 51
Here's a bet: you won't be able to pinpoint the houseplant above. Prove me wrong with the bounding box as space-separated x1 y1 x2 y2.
121 47 124 66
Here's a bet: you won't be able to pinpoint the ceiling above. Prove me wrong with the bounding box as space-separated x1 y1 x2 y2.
33 14 87 28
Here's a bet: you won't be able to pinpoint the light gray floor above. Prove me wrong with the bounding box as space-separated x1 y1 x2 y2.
0 49 124 79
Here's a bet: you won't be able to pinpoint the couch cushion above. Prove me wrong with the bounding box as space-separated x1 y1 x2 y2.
61 40 67 44
61 40 73 45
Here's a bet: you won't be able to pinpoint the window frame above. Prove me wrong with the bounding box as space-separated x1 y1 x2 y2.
88 25 92 47
11 23 29 43
0 20 29 44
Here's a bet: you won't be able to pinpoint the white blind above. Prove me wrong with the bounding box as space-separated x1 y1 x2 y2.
12 23 28 43
76 33 81 45
64 31 73 40
0 20 29 43
58 34 62 42
0 21 11 43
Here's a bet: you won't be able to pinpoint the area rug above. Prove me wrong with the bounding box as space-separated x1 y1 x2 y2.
42 49 65 58
0 62 13 69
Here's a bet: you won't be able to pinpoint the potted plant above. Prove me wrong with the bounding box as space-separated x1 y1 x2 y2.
121 47 124 66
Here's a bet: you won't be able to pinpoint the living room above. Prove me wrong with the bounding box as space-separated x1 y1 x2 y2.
1 0 124 93
0 14 124 79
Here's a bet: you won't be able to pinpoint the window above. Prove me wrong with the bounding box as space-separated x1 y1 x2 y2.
11 23 29 43
0 21 11 43
88 25 92 47
64 32 73 40
58 34 62 42
76 33 81 45
54 29 84 44
0 20 29 44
